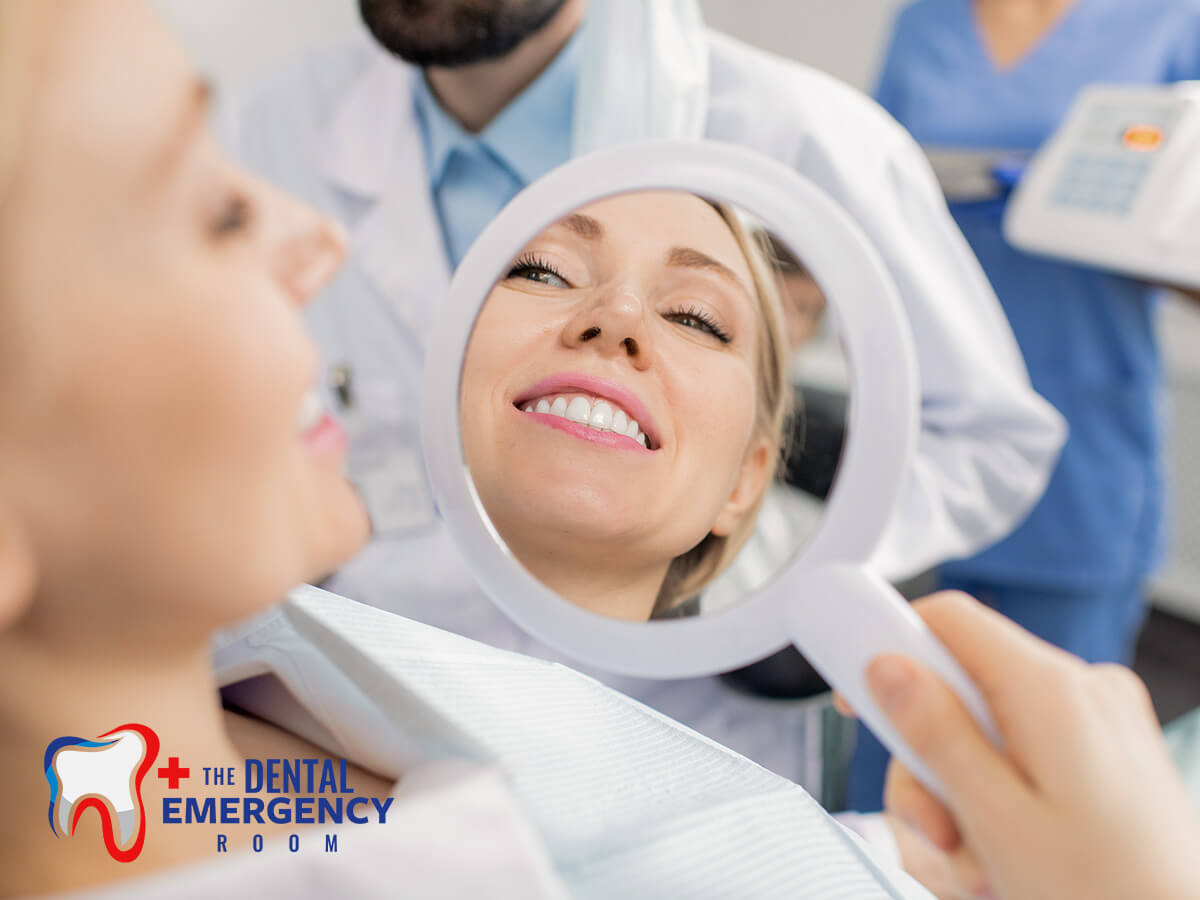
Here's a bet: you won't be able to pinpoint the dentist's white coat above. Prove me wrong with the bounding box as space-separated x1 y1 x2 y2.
222 17 1065 785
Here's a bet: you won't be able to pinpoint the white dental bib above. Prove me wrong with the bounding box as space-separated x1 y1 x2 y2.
64 587 931 899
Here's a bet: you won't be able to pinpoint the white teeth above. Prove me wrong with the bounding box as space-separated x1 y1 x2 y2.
565 396 591 424
298 388 323 432
589 401 613 430
520 393 653 448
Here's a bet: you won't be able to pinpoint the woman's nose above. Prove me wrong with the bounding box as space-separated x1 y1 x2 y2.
563 286 654 370
261 181 347 306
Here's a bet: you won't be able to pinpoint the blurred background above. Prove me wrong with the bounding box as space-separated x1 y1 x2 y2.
157 0 1200 718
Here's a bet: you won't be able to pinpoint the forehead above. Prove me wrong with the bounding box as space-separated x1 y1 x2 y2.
31 0 197 196
562 191 756 286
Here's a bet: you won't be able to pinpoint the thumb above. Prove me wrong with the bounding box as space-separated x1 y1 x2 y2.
867 655 1029 833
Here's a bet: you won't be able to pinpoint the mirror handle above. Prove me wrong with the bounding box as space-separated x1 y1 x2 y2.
785 563 1001 804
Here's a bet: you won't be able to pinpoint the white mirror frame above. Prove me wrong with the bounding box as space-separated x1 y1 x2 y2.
421 140 919 678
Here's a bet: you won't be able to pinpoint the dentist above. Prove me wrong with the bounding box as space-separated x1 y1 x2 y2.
221 0 1066 784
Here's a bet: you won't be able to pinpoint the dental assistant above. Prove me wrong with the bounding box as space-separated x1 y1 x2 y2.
220 0 1065 785
848 0 1200 811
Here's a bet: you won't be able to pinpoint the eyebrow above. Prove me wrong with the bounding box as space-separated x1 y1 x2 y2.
665 246 753 298
557 213 604 239
147 79 214 188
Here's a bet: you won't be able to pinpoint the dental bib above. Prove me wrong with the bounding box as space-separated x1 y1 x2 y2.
195 588 926 899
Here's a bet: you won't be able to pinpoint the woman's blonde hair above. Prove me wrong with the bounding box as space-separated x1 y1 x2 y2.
654 203 793 614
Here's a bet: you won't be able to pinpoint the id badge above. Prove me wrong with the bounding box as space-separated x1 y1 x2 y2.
346 424 439 538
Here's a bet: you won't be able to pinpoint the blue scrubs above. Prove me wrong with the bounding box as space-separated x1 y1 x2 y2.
849 0 1200 811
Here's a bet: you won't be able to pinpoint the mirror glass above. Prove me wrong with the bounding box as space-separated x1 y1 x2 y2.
459 189 850 623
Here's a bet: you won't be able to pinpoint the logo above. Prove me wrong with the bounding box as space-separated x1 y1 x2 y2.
44 724 160 863
42 723 393 863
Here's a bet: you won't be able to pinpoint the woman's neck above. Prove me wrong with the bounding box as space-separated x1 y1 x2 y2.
512 544 671 621
0 622 244 895
974 0 1079 70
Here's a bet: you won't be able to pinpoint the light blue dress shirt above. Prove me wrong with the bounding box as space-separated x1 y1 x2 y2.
412 33 579 267
875 0 1200 589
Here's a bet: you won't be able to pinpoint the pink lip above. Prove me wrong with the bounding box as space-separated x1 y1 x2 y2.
513 373 662 450
303 414 348 456
518 411 653 454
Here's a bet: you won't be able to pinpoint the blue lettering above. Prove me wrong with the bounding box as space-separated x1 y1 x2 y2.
252 834 264 853
244 759 263 793
281 758 300 794
265 759 280 793
318 797 344 823
289 834 300 853
294 797 314 825
325 834 338 853
216 834 228 853
162 797 181 824
267 796 292 825
219 797 239 823
319 760 338 794
346 796 369 824
372 797 394 825
184 797 216 824
243 797 265 824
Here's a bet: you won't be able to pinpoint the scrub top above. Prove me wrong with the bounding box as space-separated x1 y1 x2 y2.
875 0 1200 588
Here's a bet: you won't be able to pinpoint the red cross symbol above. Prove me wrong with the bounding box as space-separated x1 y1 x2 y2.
157 757 190 790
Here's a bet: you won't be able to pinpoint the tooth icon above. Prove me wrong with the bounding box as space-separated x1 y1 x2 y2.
44 724 159 863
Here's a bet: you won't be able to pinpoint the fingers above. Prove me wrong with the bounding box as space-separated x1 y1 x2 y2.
833 692 855 718
909 593 1073 715
885 761 961 852
866 653 1030 836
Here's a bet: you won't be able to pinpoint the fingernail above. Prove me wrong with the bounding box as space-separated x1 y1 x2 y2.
867 657 915 713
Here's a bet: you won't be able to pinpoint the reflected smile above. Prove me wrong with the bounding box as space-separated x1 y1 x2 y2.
512 374 662 452
520 393 650 448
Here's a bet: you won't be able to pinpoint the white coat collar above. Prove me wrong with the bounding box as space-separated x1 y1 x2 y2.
320 45 451 340
321 44 415 199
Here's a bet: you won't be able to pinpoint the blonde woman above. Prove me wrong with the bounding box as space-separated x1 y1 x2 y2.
460 193 791 620
0 2 936 897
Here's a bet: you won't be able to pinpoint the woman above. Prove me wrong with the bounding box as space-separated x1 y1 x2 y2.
0 2 929 897
459 194 791 621
849 0 1200 811
0 1 563 895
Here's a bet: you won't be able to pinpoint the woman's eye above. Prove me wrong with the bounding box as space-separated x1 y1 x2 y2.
506 255 571 289
665 307 732 344
212 193 252 238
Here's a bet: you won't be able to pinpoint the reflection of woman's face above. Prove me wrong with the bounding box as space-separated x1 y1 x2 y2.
461 192 772 620
0 0 369 637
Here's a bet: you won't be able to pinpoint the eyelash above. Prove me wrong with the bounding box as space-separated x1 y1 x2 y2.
507 253 570 286
666 305 733 343
212 192 253 238
506 256 733 343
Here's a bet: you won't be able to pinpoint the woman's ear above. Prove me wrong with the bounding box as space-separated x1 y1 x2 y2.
0 499 36 631
711 437 773 538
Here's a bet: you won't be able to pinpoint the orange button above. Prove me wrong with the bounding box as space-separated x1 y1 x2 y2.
1123 124 1164 151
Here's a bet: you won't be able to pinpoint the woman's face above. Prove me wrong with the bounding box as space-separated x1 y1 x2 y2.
0 0 368 636
461 192 772 608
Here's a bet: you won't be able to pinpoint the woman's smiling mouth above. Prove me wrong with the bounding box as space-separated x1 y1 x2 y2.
512 374 662 452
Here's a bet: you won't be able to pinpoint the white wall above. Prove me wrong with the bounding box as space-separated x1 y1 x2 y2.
154 0 361 94
155 0 906 94
697 0 908 90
